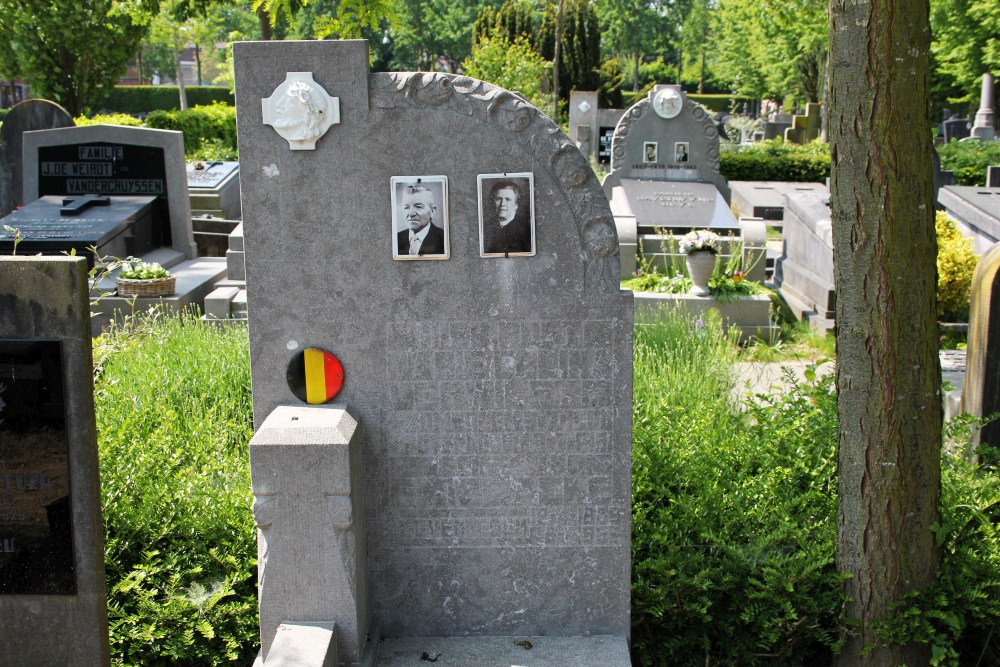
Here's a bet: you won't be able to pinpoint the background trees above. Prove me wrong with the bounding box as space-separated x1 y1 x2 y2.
0 0 158 116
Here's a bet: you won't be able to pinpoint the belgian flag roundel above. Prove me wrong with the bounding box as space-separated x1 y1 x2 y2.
287 348 344 404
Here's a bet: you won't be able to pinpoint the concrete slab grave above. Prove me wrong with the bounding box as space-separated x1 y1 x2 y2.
188 160 242 219
0 256 109 666
729 181 828 225
0 99 74 217
234 40 633 666
773 190 837 332
937 185 1000 254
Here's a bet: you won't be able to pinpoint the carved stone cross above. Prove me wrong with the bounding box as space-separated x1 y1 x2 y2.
60 194 110 216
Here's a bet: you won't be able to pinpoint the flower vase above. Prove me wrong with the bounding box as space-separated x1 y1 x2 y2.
686 250 716 296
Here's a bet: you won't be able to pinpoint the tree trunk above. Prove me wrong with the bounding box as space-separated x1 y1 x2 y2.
258 7 273 41
632 52 639 92
828 0 941 663
174 43 188 111
552 0 564 121
698 46 705 94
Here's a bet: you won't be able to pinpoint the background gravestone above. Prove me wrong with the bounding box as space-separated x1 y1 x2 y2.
0 99 74 217
234 39 632 660
0 256 109 666
22 124 198 259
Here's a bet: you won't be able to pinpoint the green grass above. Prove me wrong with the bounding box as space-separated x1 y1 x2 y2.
94 308 258 666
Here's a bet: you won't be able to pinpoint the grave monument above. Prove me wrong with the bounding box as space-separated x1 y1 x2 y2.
968 73 995 141
234 40 633 666
6 124 227 332
0 256 109 666
938 185 1000 254
961 240 1000 452
0 99 74 217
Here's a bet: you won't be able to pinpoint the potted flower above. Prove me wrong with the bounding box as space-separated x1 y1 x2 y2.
115 258 175 297
678 229 720 296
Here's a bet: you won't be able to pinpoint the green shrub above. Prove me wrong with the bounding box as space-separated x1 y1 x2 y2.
145 102 238 156
94 85 234 114
720 139 831 182
73 113 144 127
631 308 845 665
873 415 1000 666
94 308 257 665
937 140 1000 186
936 212 979 321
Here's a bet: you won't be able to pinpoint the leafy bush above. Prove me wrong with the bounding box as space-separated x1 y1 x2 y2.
936 212 979 321
721 139 831 182
937 140 1000 186
874 415 1000 666
462 35 550 112
118 259 171 280
74 113 144 127
631 309 845 665
145 102 238 156
94 309 258 665
94 85 234 114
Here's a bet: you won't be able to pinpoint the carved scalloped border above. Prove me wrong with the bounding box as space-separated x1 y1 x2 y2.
610 98 721 172
370 72 619 293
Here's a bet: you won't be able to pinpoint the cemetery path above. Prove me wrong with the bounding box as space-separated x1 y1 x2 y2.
734 350 966 416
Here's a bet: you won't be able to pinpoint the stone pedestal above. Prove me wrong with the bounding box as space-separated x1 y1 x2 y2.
250 405 372 667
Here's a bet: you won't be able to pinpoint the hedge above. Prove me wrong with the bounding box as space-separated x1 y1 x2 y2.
144 102 237 155
93 86 234 114
720 139 831 183
937 139 1000 186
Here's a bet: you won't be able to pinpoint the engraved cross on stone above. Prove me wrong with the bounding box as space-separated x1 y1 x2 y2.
60 194 110 216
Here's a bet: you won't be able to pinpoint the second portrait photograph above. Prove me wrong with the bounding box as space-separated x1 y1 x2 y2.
478 172 536 257
391 175 449 260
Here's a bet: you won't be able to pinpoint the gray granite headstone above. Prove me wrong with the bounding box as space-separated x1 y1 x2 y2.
942 117 972 143
602 85 730 202
613 179 737 233
0 99 74 217
0 256 109 666
22 124 197 259
987 166 1000 188
234 38 632 655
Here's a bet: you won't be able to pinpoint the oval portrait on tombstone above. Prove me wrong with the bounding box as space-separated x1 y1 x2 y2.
287 348 344 404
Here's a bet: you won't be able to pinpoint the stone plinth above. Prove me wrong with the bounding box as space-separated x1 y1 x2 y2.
773 191 836 332
633 292 778 342
937 185 1000 254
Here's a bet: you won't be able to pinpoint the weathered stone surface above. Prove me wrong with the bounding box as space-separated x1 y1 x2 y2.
234 38 632 646
376 635 631 666
773 191 837 330
0 256 109 666
729 181 827 224
0 99 74 217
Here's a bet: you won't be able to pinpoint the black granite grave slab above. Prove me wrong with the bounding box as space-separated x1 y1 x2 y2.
0 339 75 595
0 195 158 265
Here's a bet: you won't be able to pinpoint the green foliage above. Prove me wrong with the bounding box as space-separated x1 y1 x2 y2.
689 94 756 113
937 140 1000 186
0 0 157 116
94 86 234 114
118 259 171 280
720 139 831 183
632 309 846 664
473 0 536 48
74 114 145 128
873 415 1000 665
936 212 979 321
597 58 624 109
462 35 550 112
315 0 395 39
930 0 1000 109
538 0 602 102
387 0 481 72
94 309 257 665
145 102 237 155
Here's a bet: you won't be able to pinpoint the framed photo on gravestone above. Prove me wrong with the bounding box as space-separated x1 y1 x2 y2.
643 141 658 164
478 172 536 257
674 141 690 163
390 176 449 260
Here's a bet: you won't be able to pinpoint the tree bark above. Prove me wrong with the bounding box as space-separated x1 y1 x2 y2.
553 0 565 121
828 0 941 664
258 7 273 41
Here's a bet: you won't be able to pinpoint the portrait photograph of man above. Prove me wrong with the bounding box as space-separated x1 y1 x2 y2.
478 173 536 257
391 176 449 260
643 141 658 163
674 142 690 163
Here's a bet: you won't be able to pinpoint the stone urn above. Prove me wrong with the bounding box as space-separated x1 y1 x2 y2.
686 250 716 296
